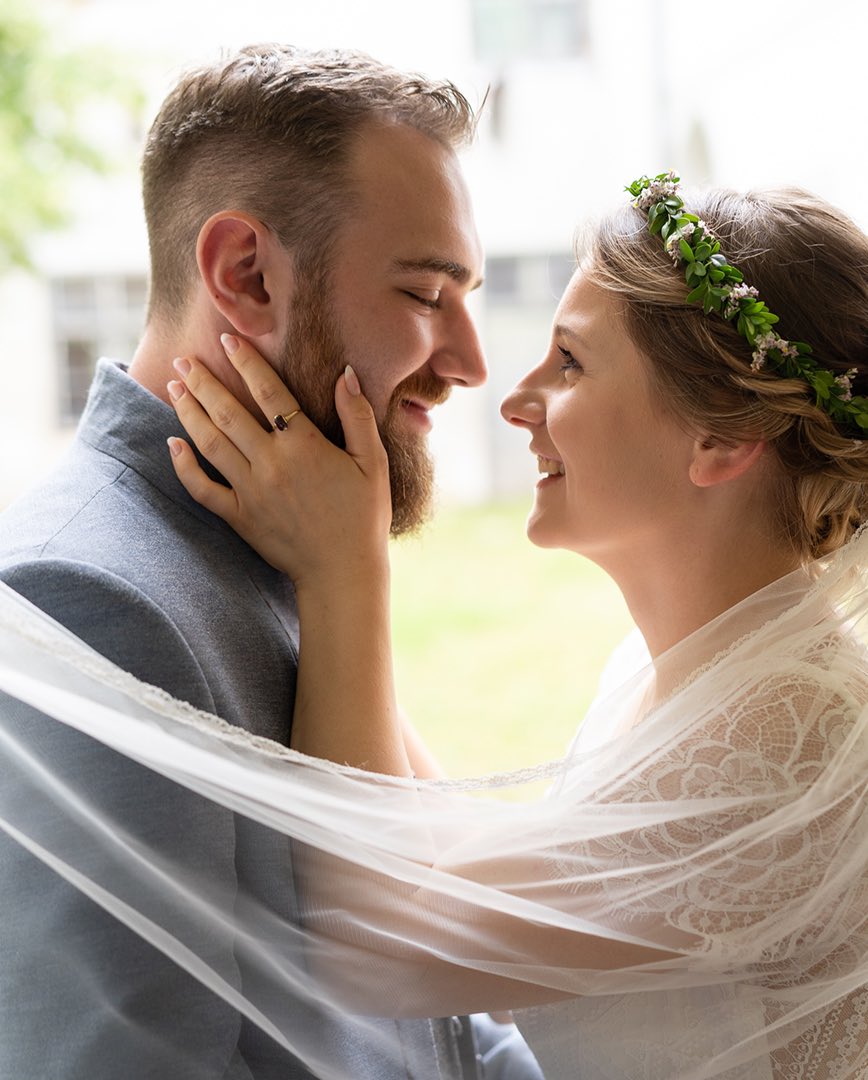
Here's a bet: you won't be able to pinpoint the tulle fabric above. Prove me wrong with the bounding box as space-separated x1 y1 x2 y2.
0 531 867 1078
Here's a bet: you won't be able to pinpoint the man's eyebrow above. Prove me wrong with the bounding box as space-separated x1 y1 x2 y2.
391 257 484 291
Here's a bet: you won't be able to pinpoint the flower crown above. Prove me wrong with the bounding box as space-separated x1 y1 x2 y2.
626 172 868 438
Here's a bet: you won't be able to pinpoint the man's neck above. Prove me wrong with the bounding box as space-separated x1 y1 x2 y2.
129 317 273 430
130 311 241 403
128 322 183 406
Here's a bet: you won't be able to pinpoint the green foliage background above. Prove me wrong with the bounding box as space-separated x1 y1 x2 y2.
390 500 634 780
0 0 142 270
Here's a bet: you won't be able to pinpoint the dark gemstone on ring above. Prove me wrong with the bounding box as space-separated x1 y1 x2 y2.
274 414 288 431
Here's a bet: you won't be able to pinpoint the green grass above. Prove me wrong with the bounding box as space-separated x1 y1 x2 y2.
390 500 634 780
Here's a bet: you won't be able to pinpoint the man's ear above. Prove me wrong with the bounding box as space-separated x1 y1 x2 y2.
689 435 767 488
196 211 292 337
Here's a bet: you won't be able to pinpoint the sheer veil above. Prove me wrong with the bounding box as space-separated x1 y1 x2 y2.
1 529 866 1078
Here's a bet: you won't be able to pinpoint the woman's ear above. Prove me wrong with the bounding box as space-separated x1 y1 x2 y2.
689 435 767 488
196 211 290 337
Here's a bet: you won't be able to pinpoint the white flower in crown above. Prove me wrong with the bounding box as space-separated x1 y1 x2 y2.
634 171 679 210
664 234 687 263
664 220 704 260
694 219 716 242
835 368 858 401
723 283 760 319
751 331 789 372
664 221 695 249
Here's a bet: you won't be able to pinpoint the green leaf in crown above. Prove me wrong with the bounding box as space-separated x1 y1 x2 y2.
626 172 868 439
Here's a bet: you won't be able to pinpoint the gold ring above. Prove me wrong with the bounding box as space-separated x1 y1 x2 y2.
272 410 301 431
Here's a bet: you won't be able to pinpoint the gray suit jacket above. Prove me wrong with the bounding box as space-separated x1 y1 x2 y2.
0 360 480 1079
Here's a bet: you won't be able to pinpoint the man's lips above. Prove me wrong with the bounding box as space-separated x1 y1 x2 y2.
402 396 435 414
399 397 436 430
388 375 451 431
394 375 451 412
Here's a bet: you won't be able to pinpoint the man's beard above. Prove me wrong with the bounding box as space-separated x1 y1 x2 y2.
276 269 449 536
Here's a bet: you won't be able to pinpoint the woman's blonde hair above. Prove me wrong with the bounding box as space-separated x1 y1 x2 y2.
585 187 868 559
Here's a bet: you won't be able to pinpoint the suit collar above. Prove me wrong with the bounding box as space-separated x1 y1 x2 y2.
78 359 232 533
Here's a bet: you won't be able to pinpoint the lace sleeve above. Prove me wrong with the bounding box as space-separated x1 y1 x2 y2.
547 662 864 954
540 660 868 1077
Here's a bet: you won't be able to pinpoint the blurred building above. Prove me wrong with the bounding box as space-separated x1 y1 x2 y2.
0 0 667 507
2 0 865 507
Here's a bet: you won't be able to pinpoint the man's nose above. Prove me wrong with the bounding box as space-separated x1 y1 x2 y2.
430 306 487 387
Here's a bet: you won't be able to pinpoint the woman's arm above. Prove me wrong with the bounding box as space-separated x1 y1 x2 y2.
400 708 445 778
290 562 413 774
167 336 414 776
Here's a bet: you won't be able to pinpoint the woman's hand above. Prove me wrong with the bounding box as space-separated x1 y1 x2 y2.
166 334 392 588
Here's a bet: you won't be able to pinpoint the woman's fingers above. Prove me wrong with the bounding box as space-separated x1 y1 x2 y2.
165 339 393 580
220 334 307 433
168 367 252 482
333 366 392 539
171 355 276 461
336 366 390 479
167 436 241 523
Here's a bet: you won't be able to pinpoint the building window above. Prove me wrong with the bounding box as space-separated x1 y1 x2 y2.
471 0 589 65
484 257 520 299
484 253 574 305
52 275 147 421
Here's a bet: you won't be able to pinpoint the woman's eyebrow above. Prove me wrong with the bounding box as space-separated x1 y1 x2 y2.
553 323 591 349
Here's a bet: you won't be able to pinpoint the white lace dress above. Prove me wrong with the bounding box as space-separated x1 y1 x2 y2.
514 634 868 1080
514 696 767 1079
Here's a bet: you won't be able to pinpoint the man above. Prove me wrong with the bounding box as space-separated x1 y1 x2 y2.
0 44 541 1079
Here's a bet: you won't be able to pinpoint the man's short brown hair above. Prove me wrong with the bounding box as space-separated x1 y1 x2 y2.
141 44 476 324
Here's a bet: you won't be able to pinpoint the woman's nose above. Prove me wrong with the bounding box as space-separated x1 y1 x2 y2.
500 382 546 429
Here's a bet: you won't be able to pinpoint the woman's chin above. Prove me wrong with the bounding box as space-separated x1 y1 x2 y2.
525 509 563 550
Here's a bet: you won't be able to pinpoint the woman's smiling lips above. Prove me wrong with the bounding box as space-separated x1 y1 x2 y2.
537 455 564 476
533 453 565 489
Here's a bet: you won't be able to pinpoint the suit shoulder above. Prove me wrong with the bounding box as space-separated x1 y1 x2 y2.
0 558 214 710
0 446 128 559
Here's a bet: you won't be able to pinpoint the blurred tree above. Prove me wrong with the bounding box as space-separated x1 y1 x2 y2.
0 0 143 271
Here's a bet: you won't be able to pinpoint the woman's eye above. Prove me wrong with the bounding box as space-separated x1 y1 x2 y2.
557 345 582 374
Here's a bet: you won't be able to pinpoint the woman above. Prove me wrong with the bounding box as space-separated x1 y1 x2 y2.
2 175 867 1077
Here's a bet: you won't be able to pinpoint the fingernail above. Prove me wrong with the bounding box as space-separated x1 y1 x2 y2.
344 364 361 396
167 437 183 457
167 380 185 401
221 333 240 356
173 356 191 377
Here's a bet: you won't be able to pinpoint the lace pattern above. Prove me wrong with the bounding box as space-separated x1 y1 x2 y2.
544 646 868 1074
